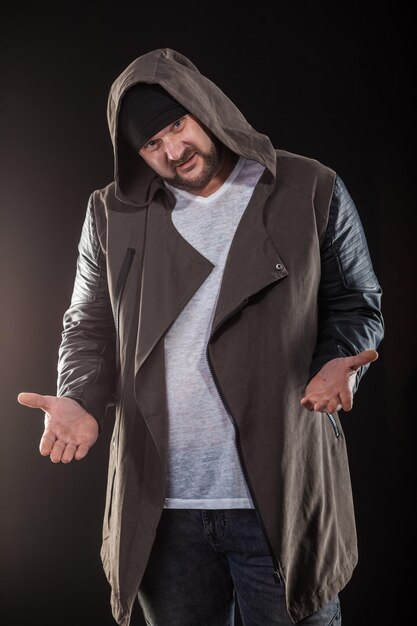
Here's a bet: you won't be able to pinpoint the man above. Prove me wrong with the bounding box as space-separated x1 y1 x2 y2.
18 48 384 625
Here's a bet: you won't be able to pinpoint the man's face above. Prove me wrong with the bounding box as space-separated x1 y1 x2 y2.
138 115 223 194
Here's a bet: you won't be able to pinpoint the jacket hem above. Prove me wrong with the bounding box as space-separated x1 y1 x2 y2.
287 555 357 623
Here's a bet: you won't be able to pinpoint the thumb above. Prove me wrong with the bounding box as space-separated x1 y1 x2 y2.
347 349 379 371
17 392 50 411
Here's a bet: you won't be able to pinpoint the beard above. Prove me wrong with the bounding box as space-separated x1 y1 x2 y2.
161 136 223 193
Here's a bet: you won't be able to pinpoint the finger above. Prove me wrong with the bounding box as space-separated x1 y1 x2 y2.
75 443 91 461
300 397 315 411
50 440 66 464
313 401 329 412
326 397 343 413
61 442 78 464
39 432 56 456
339 388 354 412
17 392 49 411
347 349 379 371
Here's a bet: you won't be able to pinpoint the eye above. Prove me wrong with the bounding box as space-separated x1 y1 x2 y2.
142 139 158 151
172 116 186 130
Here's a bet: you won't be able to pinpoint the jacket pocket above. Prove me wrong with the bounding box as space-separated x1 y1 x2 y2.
325 411 341 438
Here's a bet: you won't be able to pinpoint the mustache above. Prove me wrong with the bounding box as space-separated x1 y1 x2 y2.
170 149 196 167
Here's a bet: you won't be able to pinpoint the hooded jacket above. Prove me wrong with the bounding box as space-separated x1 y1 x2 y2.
57 48 384 624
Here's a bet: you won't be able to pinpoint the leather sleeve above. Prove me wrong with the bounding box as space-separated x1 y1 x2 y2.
309 175 384 388
56 194 117 430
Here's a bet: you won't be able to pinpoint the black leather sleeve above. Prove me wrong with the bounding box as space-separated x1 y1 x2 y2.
56 195 117 429
309 175 384 388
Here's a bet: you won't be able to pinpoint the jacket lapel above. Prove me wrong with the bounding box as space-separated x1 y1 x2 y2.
135 196 213 374
211 171 289 336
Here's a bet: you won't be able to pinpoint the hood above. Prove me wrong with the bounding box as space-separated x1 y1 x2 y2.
107 48 277 206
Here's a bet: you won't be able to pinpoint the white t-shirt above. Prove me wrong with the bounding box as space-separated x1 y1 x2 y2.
163 156 265 509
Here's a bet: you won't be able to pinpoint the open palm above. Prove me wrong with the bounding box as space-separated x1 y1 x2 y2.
17 392 98 463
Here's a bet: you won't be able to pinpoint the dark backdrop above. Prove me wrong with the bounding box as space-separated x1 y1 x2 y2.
1 3 414 625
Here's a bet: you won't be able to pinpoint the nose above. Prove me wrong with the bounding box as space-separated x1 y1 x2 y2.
163 137 184 162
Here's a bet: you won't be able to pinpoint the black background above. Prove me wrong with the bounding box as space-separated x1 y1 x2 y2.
1 3 414 625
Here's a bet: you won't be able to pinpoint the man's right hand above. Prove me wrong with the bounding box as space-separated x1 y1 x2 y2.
17 393 99 463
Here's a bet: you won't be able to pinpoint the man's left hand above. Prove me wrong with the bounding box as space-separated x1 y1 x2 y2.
300 349 379 413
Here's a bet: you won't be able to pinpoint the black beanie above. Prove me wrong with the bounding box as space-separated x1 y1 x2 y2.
118 83 188 152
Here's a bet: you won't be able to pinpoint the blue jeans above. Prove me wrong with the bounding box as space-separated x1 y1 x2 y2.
137 509 341 626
